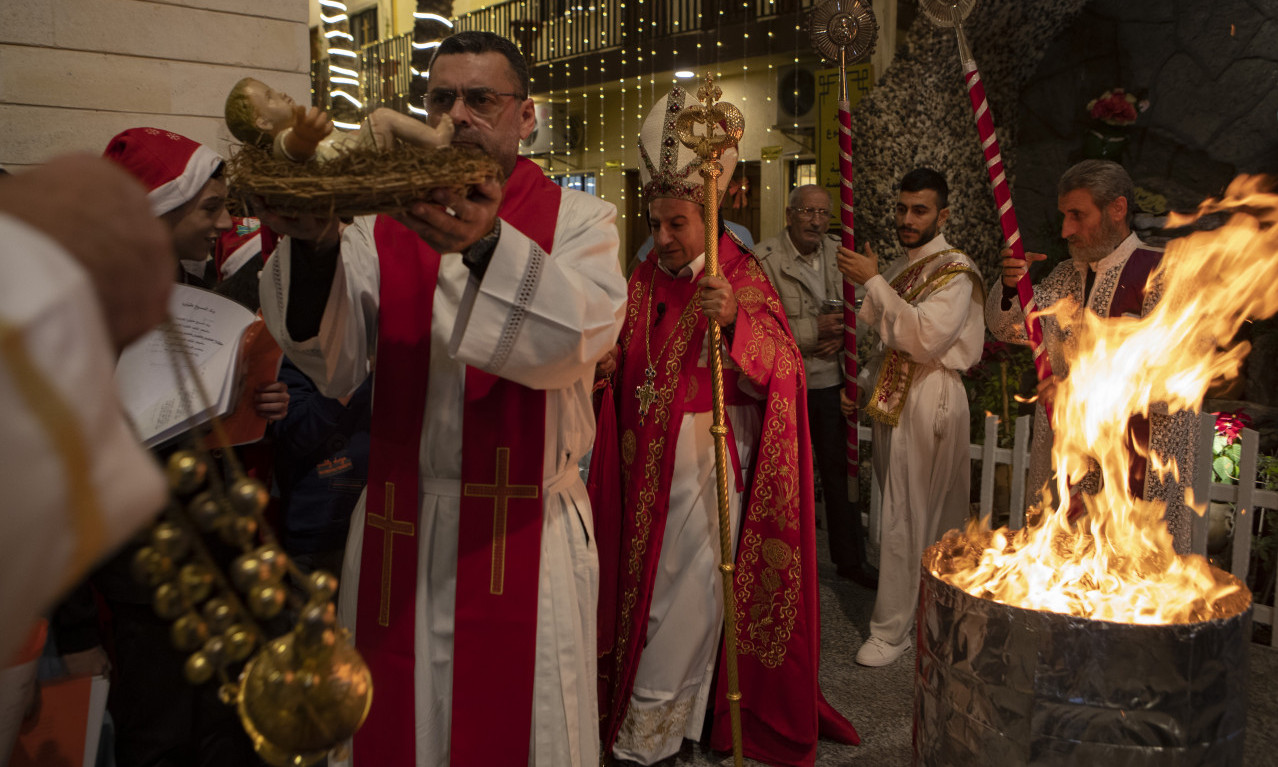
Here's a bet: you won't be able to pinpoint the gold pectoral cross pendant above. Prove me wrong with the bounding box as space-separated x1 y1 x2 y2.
636 366 659 424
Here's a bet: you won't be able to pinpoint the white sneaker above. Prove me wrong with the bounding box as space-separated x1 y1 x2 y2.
855 635 910 667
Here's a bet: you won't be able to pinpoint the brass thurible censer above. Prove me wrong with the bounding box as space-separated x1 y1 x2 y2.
132 321 372 766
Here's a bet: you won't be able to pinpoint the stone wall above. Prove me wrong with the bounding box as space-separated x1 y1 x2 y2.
849 0 1277 404
850 0 1277 277
0 0 310 170
1016 0 1278 251
847 0 1089 277
1016 0 1278 405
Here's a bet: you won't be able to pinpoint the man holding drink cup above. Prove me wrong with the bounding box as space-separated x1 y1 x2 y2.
755 184 876 588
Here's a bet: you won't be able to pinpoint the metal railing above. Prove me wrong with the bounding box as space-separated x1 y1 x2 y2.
360 33 416 113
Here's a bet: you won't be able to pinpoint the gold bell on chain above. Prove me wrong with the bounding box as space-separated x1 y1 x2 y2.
139 314 375 765
237 624 373 766
227 476 269 516
167 450 208 495
171 612 209 651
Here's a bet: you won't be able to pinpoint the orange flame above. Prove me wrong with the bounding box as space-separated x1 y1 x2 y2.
940 176 1278 624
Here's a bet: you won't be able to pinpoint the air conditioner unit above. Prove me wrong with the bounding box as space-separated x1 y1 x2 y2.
520 102 581 155
775 66 817 128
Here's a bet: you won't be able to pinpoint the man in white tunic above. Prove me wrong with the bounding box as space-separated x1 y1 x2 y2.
256 31 626 767
987 159 1195 552
837 168 984 667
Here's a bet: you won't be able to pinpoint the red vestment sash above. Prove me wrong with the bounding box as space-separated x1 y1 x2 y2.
1063 246 1163 520
593 236 858 767
1110 248 1162 500
354 158 561 767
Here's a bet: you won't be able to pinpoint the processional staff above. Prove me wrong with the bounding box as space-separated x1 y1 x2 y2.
808 0 879 499
674 74 747 767
921 0 1057 417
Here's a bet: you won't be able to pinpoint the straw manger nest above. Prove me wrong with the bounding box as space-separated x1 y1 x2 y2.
226 143 501 219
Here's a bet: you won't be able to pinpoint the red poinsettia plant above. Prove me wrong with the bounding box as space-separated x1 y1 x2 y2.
1215 410 1251 445
1211 410 1252 483
1087 87 1147 127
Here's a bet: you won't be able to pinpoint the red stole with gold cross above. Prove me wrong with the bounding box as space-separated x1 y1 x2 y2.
354 158 561 766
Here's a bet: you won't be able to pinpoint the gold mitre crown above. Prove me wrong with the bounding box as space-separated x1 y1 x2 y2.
639 83 739 206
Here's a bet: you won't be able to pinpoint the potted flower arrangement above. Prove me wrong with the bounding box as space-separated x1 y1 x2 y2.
1212 410 1252 484
1205 410 1252 557
1083 87 1148 161
1207 411 1278 571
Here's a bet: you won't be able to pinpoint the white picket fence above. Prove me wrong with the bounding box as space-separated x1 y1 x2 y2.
859 413 1278 645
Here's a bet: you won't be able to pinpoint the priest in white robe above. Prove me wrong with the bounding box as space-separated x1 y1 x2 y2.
838 168 984 669
256 32 626 767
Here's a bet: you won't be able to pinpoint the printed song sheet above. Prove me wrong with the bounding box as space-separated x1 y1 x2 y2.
116 284 272 447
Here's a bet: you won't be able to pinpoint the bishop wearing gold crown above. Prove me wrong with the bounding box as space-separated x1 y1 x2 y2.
592 81 858 767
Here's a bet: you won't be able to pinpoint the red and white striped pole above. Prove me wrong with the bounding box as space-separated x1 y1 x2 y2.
807 0 879 499
960 57 1054 419
838 98 860 497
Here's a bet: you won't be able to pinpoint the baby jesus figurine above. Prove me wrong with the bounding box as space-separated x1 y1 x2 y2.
224 77 453 162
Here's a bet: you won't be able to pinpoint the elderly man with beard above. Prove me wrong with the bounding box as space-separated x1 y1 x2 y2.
988 159 1196 552
755 184 876 588
837 167 984 667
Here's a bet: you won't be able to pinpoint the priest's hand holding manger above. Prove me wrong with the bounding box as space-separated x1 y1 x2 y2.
395 177 504 257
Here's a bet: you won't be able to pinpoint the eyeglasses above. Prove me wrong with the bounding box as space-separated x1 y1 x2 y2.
422 88 525 119
790 207 830 219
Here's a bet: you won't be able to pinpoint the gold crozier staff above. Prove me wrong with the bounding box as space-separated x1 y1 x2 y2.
674 74 746 767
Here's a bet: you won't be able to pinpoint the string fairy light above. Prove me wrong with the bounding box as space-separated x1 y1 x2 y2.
320 0 361 131
406 2 454 119
411 12 453 27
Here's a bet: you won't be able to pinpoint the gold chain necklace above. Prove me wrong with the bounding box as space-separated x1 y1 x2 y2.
636 267 697 424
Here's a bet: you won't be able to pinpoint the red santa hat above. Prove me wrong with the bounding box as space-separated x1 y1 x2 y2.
103 127 224 216
215 217 264 279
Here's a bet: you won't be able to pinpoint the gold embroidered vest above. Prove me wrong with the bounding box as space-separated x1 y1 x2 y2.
865 248 982 426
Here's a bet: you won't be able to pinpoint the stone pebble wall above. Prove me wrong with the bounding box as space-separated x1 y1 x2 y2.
1018 0 1278 407
849 0 1278 284
1018 0 1278 244
847 0 1089 280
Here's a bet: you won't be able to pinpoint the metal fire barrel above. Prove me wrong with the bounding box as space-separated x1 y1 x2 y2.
914 541 1252 766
